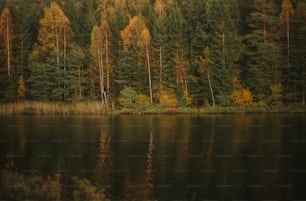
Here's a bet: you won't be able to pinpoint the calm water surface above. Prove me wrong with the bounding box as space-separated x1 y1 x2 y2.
0 114 306 200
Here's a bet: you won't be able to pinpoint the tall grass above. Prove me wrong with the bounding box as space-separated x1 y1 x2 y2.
1 102 305 115
0 101 113 115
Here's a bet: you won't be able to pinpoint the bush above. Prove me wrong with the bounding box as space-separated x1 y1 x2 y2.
159 90 178 107
118 87 138 108
136 94 150 106
230 88 253 106
268 83 283 106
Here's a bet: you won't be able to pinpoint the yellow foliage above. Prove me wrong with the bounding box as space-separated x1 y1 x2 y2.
159 90 178 107
136 94 150 105
120 16 148 50
184 91 192 106
32 2 73 60
231 88 253 106
17 75 27 99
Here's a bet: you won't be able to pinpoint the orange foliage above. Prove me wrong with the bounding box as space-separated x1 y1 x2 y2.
17 75 27 99
32 2 73 59
120 16 148 50
231 88 253 106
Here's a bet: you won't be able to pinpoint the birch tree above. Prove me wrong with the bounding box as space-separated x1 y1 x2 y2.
0 8 14 79
121 16 153 104
90 25 108 108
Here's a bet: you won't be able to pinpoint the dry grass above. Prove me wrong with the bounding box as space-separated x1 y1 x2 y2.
0 101 111 115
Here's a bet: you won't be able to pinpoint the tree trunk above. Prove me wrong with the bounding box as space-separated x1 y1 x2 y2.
159 45 163 90
176 46 179 84
105 29 110 94
78 63 82 100
63 27 67 101
55 16 61 101
207 72 215 106
97 39 108 109
146 43 153 104
287 10 290 57
222 31 225 70
262 1 266 44
6 16 11 79
184 73 188 96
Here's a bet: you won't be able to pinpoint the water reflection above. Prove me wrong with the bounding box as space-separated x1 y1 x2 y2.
95 127 113 196
0 114 305 200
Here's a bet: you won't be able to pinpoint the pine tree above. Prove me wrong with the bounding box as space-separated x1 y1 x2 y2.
289 1 306 104
206 0 243 105
65 43 87 101
244 0 283 103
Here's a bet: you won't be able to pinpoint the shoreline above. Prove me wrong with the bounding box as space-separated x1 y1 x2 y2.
0 101 306 115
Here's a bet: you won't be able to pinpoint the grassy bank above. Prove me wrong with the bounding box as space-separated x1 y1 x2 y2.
121 105 306 114
1 101 306 115
0 101 115 115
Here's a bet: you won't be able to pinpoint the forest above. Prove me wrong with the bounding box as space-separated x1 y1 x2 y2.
0 0 306 109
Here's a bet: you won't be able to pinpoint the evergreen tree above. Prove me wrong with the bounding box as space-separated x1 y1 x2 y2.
29 2 74 101
244 0 283 103
206 0 243 105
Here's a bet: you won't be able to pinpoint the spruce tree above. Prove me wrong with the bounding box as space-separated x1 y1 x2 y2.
244 0 283 103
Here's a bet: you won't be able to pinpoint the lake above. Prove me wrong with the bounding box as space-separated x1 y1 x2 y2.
0 114 306 201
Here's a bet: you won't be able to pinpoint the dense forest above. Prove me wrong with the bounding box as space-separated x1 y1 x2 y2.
0 0 306 108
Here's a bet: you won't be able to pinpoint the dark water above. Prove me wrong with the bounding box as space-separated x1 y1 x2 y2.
0 114 306 201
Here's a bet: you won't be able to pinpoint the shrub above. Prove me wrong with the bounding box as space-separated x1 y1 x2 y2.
118 87 138 108
231 88 253 106
136 94 150 106
159 90 178 107
268 83 283 106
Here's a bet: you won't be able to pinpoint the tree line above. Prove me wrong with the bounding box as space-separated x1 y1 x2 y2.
0 0 306 108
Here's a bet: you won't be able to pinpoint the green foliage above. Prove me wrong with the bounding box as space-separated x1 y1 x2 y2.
268 83 283 106
118 87 138 108
1 0 306 106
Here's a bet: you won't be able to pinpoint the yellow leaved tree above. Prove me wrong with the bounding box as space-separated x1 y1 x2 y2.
17 75 27 100
30 2 73 65
230 76 253 106
0 8 14 78
121 16 153 104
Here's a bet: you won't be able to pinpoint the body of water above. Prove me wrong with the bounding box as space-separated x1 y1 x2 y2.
0 114 306 200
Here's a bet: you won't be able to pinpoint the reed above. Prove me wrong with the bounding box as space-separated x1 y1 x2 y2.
0 101 111 115
1 102 305 115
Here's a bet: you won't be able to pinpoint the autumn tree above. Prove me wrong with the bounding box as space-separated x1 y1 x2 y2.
90 25 108 107
230 76 253 106
29 2 73 101
120 16 153 104
0 8 14 79
17 75 27 100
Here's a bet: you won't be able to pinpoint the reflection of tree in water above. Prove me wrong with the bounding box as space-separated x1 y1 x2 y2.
95 129 113 197
123 131 155 201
